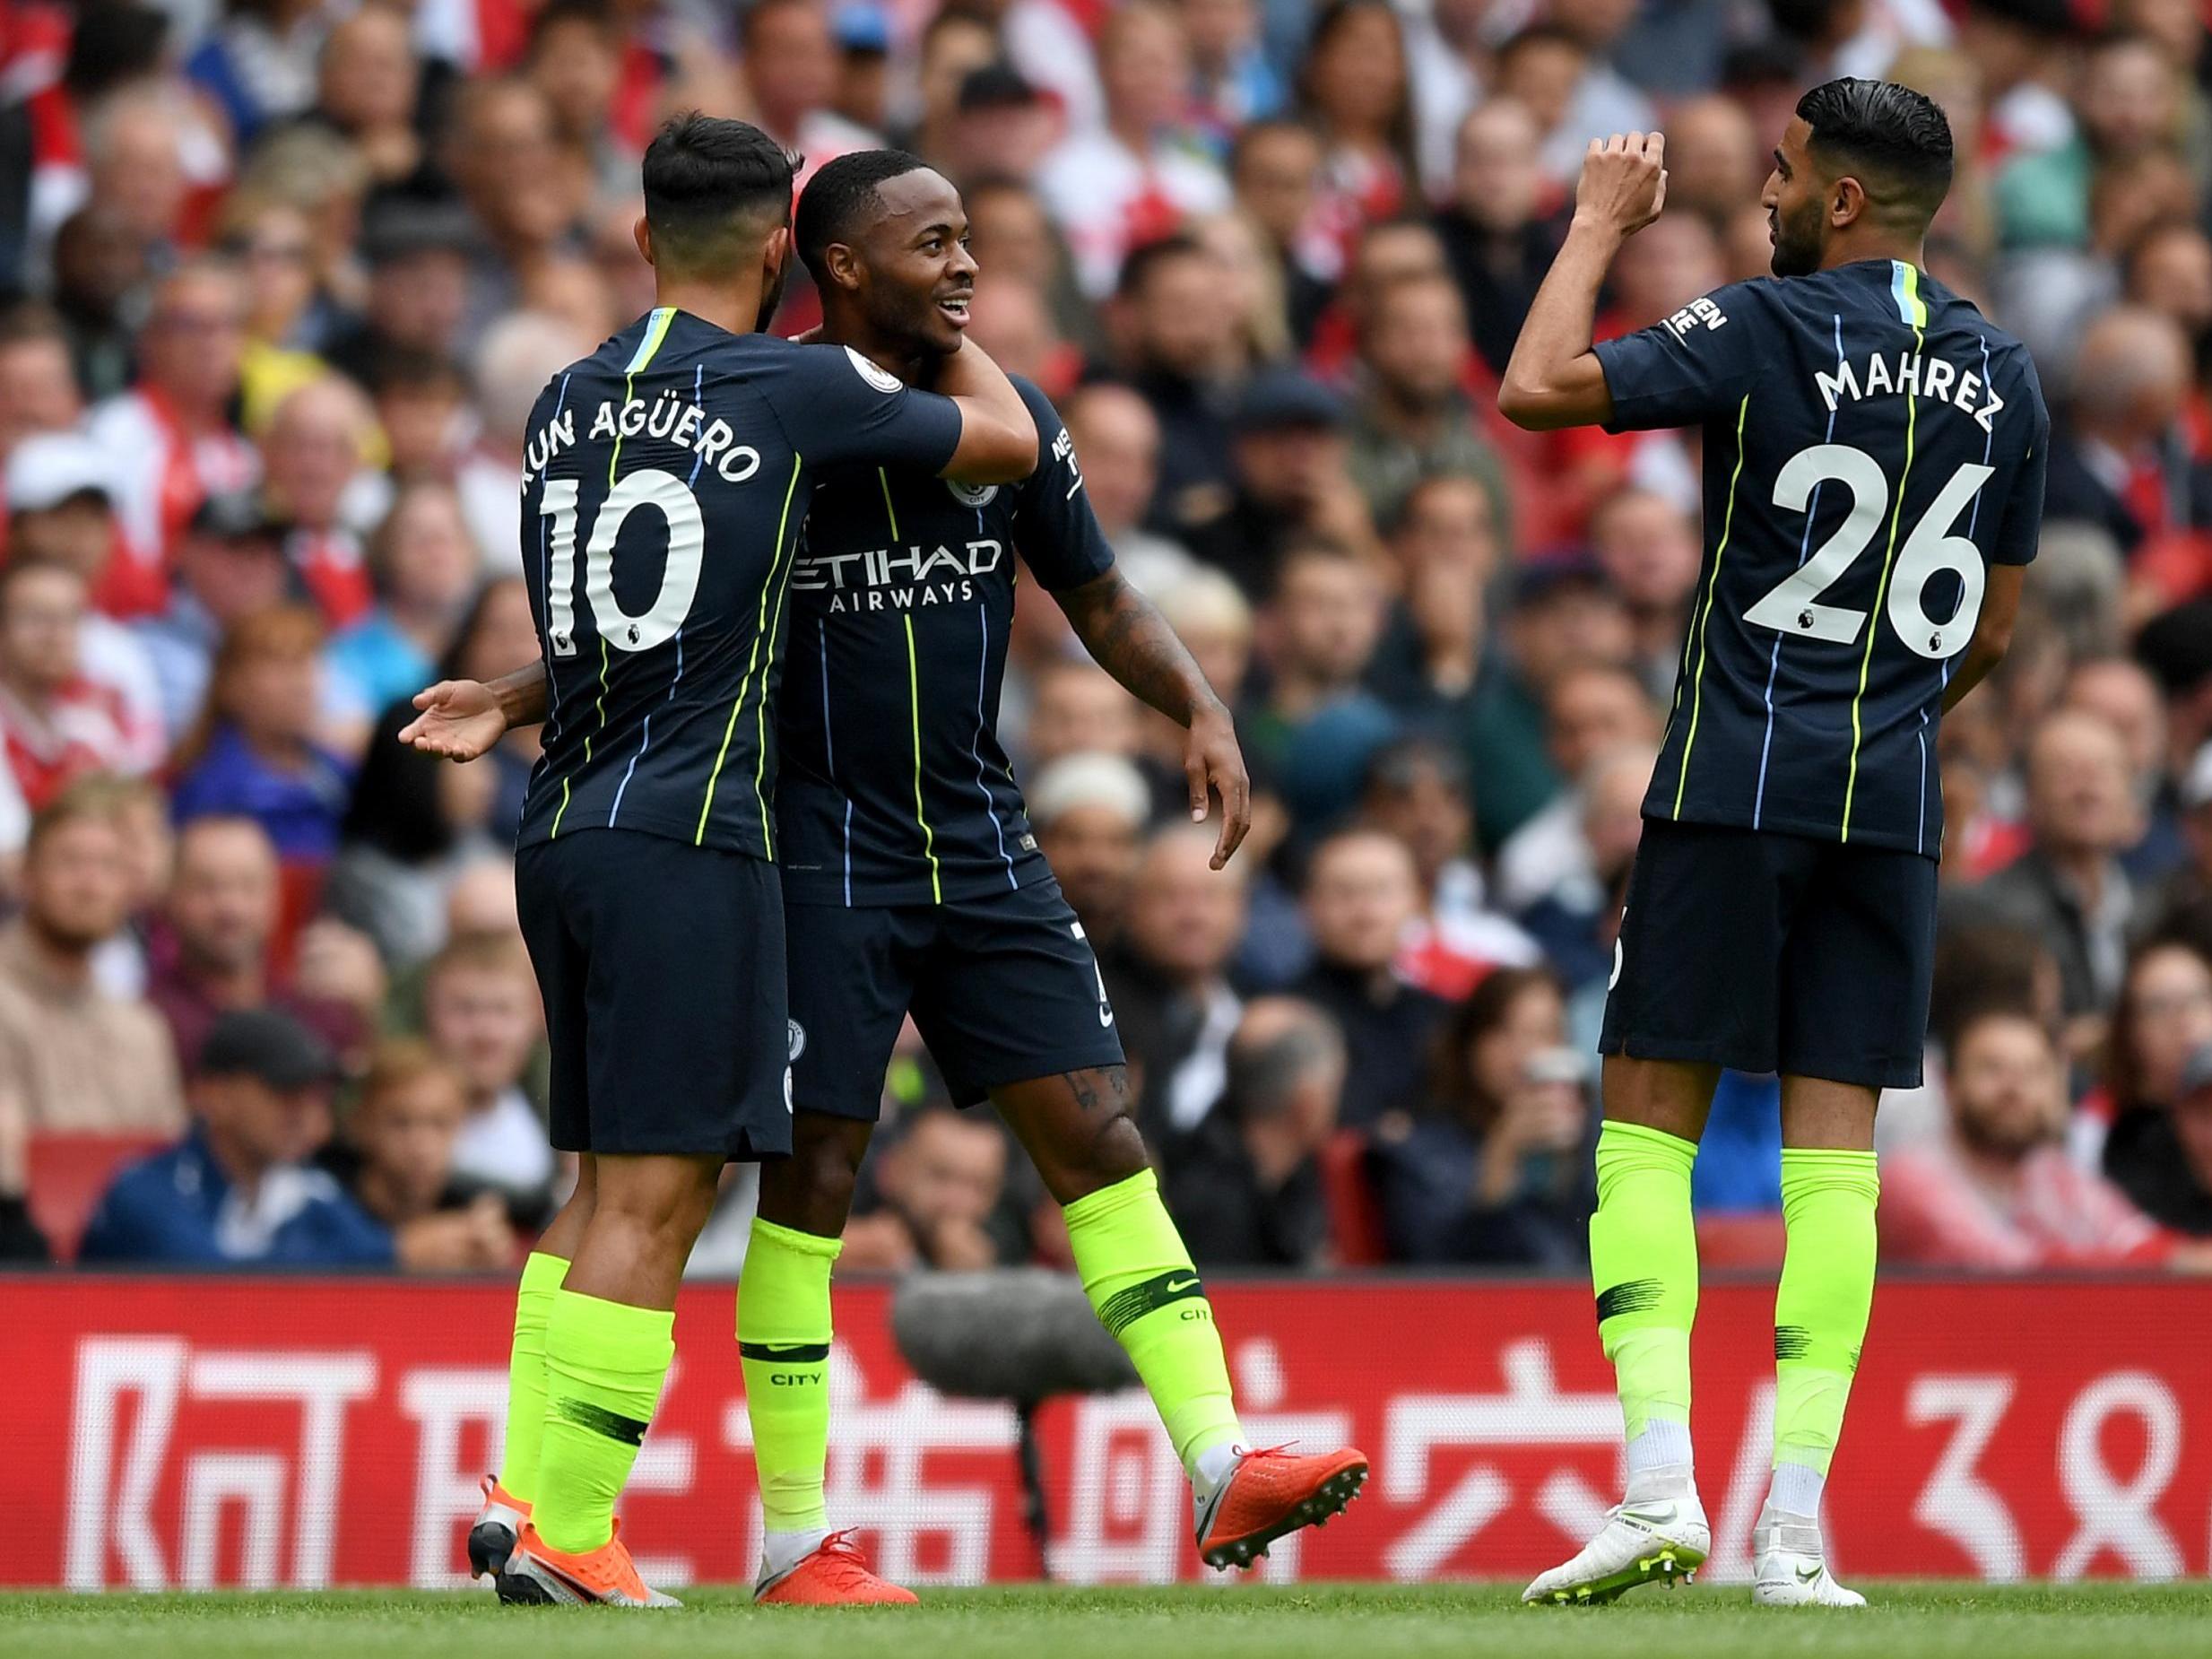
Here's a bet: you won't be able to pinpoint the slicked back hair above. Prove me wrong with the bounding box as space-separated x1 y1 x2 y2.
1795 77 1954 227
640 112 798 274
794 148 933 275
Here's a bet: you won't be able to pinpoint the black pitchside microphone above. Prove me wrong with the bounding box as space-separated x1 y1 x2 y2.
891 1269 1139 1576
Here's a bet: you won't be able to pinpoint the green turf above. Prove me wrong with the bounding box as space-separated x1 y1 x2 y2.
4 1583 2208 1659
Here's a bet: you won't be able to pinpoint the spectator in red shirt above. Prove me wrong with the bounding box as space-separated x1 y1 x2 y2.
84 260 260 614
1882 1008 2211 1271
0 302 82 468
261 377 380 629
4 432 167 768
1297 0 1413 230
0 560 136 812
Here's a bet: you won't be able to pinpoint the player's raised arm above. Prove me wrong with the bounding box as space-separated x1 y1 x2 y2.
1497 133 1669 431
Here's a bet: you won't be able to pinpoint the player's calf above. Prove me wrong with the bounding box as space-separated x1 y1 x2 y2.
1019 1092 1370 1572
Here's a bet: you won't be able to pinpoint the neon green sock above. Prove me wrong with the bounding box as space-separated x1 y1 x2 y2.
533 1289 675 1555
496 1251 568 1506
1065 1168 1241 1472
1773 1148 1879 1478
1589 1120 1700 1443
738 1218 841 1533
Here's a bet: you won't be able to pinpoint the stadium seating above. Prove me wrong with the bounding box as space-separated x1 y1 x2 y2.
26 1134 170 1264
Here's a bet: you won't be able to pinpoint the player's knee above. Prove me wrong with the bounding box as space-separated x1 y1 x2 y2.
1040 1085 1150 1204
589 1157 723 1239
759 1120 863 1234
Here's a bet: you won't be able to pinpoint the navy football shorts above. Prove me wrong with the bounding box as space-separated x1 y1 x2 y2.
1600 817 1938 1090
785 875 1127 1121
517 830 793 1159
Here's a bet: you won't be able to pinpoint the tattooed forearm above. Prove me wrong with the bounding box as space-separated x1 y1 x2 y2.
1056 569 1222 725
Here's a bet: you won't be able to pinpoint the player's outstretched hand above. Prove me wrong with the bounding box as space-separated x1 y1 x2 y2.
399 678 507 761
1574 132 1667 239
1187 702 1251 870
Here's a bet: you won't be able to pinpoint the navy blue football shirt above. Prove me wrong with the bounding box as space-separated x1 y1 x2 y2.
1594 258 2048 856
777 378 1115 906
515 308 965 857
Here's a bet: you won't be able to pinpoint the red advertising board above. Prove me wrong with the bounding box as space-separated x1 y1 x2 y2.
1 1275 2207 1589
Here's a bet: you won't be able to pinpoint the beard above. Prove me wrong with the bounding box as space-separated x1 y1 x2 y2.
868 285 963 364
1769 198 1825 278
754 259 790 333
1954 1098 2049 1160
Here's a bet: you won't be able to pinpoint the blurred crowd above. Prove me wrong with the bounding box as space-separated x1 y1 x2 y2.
3 0 2212 1280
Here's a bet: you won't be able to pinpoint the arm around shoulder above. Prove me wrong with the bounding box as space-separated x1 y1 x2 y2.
934 338 1039 483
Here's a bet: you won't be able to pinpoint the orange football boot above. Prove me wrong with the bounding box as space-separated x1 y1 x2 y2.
755 1529 920 1605
1195 1444 1370 1570
499 1518 681 1607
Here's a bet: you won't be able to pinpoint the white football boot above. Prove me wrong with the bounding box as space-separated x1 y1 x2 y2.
1522 1488 1710 1605
1751 1507 1865 1607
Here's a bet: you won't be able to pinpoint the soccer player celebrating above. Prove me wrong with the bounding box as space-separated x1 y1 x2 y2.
412 149 1366 1604
740 149 1364 1603
1497 83 2046 1606
402 112 1039 1607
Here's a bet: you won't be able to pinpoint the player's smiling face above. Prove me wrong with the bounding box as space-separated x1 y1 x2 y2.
854 168 977 359
1762 118 1828 279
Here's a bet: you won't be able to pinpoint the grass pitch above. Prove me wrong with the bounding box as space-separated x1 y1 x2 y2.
4 1582 2208 1659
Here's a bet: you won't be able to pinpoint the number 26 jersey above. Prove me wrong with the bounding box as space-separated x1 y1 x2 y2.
1593 258 2049 857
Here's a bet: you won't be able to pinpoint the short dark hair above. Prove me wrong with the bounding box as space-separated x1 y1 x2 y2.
364 346 466 401
639 112 798 272
0 300 66 351
1115 232 1208 302
1363 734 1470 803
1794 77 1954 226
1386 467 1494 535
793 148 932 274
1223 1002 1343 1125
1271 534 1361 597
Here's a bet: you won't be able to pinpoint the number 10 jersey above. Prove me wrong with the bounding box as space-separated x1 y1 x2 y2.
1593 257 2048 857
512 308 965 858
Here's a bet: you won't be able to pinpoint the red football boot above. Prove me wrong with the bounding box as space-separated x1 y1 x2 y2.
755 1529 920 1605
1195 1444 1370 1570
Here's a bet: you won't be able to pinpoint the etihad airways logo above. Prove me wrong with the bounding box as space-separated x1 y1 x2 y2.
793 538 1005 612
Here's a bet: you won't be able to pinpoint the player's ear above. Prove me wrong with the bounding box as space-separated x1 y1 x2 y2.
1832 176 1866 229
820 241 863 293
633 214 655 269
